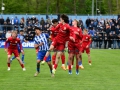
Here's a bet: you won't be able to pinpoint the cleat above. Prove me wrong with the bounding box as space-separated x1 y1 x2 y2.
89 63 91 65
52 69 56 74
41 61 45 65
51 73 54 77
79 65 84 69
34 72 39 77
76 72 79 75
7 67 10 71
61 65 66 70
23 68 26 71
68 70 72 75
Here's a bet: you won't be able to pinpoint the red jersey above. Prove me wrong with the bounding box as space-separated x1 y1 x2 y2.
82 34 91 46
50 26 59 41
69 27 83 43
5 37 22 50
52 23 75 43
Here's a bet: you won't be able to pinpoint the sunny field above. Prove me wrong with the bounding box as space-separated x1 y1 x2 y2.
0 48 120 90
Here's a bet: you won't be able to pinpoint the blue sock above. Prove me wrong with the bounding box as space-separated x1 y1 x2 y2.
37 63 40 72
76 69 79 74
21 55 24 62
11 56 16 61
78 60 82 65
69 70 72 73
50 70 52 74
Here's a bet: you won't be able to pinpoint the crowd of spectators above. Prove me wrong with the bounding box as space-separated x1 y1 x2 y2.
0 15 120 49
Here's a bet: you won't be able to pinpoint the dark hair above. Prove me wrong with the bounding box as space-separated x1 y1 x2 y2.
60 14 69 23
52 19 58 24
35 27 42 31
20 30 24 32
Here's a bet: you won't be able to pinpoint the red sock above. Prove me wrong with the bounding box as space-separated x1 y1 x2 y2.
21 64 24 68
61 54 65 64
52 55 56 65
68 65 71 70
76 65 79 71
54 64 58 69
43 56 47 61
8 63 10 67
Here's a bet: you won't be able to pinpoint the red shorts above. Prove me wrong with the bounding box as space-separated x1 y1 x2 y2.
81 45 90 54
51 38 65 51
8 49 19 57
68 42 81 54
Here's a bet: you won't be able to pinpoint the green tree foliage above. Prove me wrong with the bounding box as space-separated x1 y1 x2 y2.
0 0 120 15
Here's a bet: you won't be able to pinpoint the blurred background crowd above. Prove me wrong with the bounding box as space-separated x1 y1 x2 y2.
0 16 120 49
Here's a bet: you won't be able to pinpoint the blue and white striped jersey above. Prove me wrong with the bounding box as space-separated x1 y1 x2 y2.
34 33 49 51
17 34 24 43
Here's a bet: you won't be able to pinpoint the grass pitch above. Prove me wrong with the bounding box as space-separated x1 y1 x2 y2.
0 48 120 90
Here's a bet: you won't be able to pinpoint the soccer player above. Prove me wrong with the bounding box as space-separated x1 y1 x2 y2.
50 19 66 70
41 14 75 74
68 19 83 75
4 31 26 71
10 30 26 63
34 27 54 77
81 29 92 65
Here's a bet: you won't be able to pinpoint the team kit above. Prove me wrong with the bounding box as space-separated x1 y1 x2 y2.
4 14 92 77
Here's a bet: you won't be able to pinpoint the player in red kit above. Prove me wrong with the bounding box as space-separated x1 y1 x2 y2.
50 19 66 70
81 29 92 65
4 31 26 71
68 19 83 75
41 14 75 74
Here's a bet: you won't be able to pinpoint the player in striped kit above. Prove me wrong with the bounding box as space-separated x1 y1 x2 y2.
34 27 54 77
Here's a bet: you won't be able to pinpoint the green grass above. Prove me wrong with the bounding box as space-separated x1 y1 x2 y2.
0 48 120 90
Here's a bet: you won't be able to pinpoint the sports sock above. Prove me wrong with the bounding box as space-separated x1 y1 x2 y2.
7 63 10 67
78 60 82 65
48 63 53 74
61 54 65 64
37 63 40 72
11 56 16 61
21 55 24 62
54 64 58 69
21 64 24 68
52 54 56 65
76 65 79 73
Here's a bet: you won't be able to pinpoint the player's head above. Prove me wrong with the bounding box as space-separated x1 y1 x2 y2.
52 19 58 27
35 27 42 35
11 31 17 39
20 30 24 35
72 19 80 28
60 14 69 23
83 29 88 35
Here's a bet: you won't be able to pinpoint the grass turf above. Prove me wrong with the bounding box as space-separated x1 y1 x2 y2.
0 48 120 90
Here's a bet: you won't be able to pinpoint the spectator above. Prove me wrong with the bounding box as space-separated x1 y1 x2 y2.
112 31 117 49
6 17 10 24
98 33 103 49
19 20 24 30
40 18 45 26
86 17 91 28
6 30 11 39
117 33 120 49
108 32 113 49
104 33 108 49
10 17 14 25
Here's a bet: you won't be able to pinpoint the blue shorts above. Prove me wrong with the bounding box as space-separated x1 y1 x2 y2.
37 51 51 62
18 46 24 53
